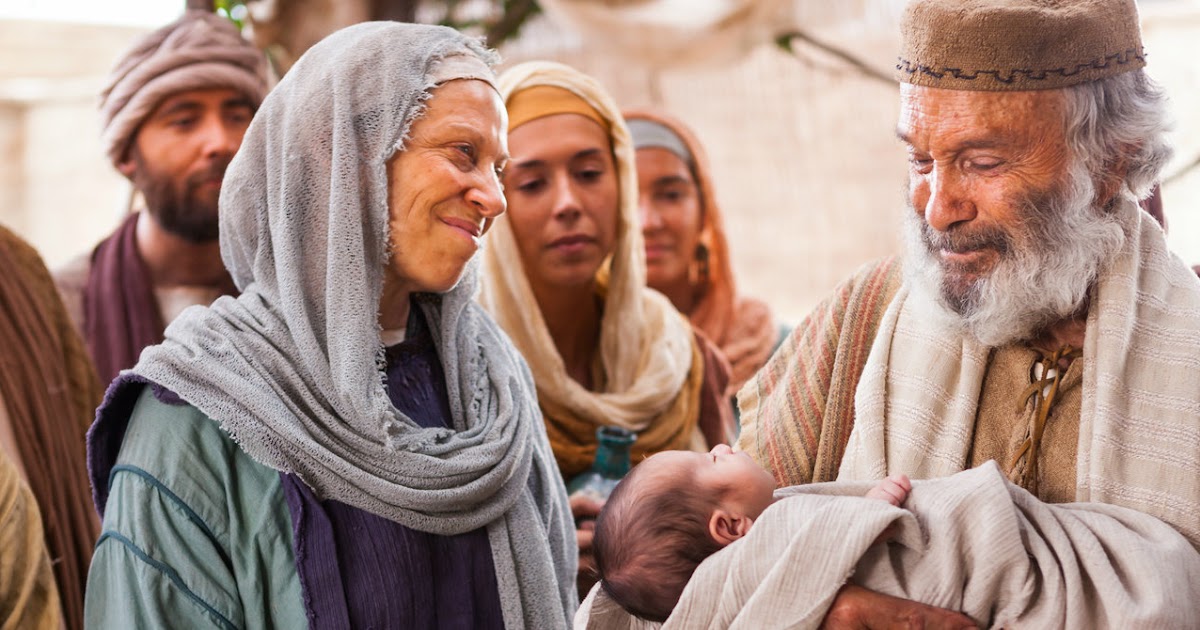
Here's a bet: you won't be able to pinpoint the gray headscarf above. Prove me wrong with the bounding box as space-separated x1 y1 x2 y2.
125 22 576 627
627 117 694 168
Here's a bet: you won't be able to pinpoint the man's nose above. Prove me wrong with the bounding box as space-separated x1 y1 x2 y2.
201 117 241 158
923 166 977 233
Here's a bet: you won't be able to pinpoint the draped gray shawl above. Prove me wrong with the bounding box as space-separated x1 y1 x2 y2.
123 22 576 628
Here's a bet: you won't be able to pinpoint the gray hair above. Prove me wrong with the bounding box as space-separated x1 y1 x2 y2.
1061 69 1173 199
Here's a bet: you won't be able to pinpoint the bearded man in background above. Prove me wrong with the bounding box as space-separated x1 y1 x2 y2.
55 11 267 386
737 0 1200 625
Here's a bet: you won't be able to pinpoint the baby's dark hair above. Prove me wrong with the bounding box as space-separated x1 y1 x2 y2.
593 459 725 622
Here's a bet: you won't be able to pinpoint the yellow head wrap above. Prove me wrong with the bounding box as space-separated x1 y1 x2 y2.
505 84 609 133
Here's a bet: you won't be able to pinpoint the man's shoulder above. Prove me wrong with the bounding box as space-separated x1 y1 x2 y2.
797 256 903 342
836 256 903 306
52 249 94 294
53 250 95 336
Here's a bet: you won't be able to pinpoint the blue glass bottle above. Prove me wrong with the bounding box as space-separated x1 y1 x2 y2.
566 426 635 502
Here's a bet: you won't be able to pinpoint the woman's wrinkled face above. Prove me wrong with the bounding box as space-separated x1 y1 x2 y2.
636 147 703 292
503 113 619 292
386 79 508 294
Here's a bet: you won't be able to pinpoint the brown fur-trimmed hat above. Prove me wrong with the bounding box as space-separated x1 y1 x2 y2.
897 0 1145 92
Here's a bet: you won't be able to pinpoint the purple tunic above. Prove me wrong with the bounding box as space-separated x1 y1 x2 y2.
280 306 505 630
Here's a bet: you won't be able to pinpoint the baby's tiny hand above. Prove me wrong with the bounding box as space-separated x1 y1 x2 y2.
865 473 911 507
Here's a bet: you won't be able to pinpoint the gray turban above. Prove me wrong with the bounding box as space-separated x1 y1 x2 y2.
99 10 268 167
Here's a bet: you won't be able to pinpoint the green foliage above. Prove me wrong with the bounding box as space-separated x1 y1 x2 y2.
206 0 540 48
433 0 544 47
214 0 248 29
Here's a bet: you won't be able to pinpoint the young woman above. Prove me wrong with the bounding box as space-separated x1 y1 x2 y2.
480 61 735 586
625 108 789 397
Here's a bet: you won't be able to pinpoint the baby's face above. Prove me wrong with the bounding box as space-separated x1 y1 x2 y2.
643 445 777 520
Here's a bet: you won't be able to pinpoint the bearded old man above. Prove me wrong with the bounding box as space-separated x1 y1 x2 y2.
54 11 267 386
733 0 1200 625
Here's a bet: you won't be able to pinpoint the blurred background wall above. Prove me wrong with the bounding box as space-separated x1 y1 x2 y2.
1 0 1197 322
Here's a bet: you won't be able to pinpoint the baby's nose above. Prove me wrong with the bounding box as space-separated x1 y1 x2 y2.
709 443 734 456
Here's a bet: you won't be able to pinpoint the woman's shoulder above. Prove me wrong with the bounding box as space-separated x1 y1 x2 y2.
113 386 281 513
92 385 302 629
121 386 236 465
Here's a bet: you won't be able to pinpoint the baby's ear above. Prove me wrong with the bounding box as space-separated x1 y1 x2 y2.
708 510 752 546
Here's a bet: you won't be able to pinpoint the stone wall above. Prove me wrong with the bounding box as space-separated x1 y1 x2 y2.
0 20 146 269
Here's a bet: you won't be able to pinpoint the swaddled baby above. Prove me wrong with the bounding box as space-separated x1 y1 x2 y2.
592 444 909 622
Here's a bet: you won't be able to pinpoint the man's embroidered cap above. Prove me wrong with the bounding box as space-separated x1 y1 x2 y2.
897 0 1145 91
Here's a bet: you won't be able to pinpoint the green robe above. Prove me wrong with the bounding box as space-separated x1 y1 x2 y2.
86 388 305 629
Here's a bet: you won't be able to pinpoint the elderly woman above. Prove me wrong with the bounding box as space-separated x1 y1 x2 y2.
84 23 575 629
480 62 735 574
623 109 788 397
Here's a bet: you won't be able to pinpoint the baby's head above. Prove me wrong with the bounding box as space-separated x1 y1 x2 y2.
593 444 776 622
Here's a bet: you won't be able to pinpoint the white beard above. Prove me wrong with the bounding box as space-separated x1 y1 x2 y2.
902 164 1127 347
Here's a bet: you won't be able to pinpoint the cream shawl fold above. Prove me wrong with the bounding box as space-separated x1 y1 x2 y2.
575 462 1200 629
482 62 697 440
841 195 1200 548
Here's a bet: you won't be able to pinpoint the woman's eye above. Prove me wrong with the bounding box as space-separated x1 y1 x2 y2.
576 168 603 182
515 179 544 193
455 144 476 161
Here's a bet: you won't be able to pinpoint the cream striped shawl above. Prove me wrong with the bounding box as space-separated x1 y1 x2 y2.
736 257 902 485
576 462 1200 629
840 195 1200 547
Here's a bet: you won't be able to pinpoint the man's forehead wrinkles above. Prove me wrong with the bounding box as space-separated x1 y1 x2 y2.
900 96 1048 153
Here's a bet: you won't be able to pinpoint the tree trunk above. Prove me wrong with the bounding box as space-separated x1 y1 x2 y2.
370 0 418 22
245 0 371 75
